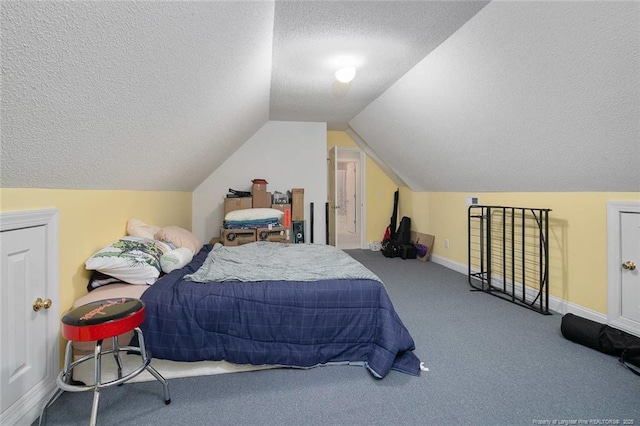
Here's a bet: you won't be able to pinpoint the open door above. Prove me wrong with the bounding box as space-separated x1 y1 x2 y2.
327 147 365 249
328 147 337 247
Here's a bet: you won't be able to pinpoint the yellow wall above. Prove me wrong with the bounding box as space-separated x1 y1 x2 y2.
405 191 640 314
5 136 635 358
327 131 400 243
0 188 192 315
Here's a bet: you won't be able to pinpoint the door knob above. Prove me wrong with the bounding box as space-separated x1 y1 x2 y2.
33 297 52 312
621 261 636 271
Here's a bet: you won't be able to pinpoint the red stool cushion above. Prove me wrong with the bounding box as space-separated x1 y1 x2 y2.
62 298 145 342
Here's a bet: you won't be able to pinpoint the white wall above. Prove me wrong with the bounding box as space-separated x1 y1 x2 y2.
192 121 327 244
350 1 639 192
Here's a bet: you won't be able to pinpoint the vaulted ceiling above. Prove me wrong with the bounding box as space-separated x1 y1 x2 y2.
1 1 638 193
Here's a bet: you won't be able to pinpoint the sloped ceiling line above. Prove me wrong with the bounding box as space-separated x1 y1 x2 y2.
345 126 406 188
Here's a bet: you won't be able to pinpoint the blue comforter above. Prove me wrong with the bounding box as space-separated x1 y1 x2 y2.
141 244 421 378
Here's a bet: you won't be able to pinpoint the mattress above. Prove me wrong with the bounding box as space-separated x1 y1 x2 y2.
140 243 421 378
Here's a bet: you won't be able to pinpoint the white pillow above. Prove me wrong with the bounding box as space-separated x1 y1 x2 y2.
154 226 202 255
126 219 161 240
85 237 171 285
160 247 194 273
225 208 284 222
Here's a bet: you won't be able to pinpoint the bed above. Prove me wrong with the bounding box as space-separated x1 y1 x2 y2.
73 229 421 383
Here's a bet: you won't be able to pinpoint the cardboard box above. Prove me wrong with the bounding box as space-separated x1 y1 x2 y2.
224 197 252 215
252 191 271 208
252 179 268 194
220 228 256 246
209 236 221 245
291 188 304 221
410 231 435 261
256 226 290 243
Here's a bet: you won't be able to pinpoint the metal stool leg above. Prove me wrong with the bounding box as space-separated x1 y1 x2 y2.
135 328 171 404
38 387 63 426
145 364 171 404
38 340 74 426
89 340 103 426
112 336 123 381
61 338 74 384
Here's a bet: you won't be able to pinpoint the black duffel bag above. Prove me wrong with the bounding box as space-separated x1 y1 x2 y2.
561 313 640 375
381 241 400 258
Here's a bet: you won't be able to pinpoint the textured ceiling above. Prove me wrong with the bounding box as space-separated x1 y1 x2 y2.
0 0 488 191
1 1 274 191
3 1 636 194
269 0 489 130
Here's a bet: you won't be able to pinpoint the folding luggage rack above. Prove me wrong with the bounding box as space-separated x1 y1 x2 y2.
468 205 552 315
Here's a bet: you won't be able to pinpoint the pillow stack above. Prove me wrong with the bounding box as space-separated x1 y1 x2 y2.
154 225 202 273
85 236 171 286
84 219 203 290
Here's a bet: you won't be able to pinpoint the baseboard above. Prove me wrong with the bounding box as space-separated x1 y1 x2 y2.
429 254 607 323
430 254 466 275
0 379 57 426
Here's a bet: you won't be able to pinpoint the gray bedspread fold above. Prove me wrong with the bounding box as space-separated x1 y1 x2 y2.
184 241 382 283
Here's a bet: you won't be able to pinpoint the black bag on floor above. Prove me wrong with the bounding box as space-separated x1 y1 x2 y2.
381 242 400 258
399 244 417 260
561 313 640 375
382 215 412 259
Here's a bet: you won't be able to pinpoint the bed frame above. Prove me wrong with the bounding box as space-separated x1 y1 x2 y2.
72 356 274 385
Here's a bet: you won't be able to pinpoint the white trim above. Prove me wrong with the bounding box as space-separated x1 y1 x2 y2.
0 208 58 232
607 201 640 337
0 209 60 426
430 254 465 275
430 253 607 323
345 126 407 188
358 150 367 249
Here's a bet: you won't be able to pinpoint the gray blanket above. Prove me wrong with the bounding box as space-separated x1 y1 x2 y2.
184 242 382 283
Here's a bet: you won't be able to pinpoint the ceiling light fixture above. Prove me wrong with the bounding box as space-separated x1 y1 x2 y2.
335 67 356 83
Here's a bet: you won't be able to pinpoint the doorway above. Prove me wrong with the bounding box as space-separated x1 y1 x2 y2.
328 147 365 249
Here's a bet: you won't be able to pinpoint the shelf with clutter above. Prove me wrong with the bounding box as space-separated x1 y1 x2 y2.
212 179 304 247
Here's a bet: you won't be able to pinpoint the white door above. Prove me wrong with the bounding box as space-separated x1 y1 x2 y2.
327 147 365 250
620 212 640 323
1 210 59 426
328 147 337 247
607 202 640 337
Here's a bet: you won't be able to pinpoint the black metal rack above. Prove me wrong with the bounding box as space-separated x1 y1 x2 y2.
468 205 552 315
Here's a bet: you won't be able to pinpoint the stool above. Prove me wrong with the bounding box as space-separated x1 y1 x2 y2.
39 298 171 426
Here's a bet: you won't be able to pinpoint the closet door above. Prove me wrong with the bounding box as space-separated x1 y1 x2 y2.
0 210 59 426
620 211 640 325
608 202 640 337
